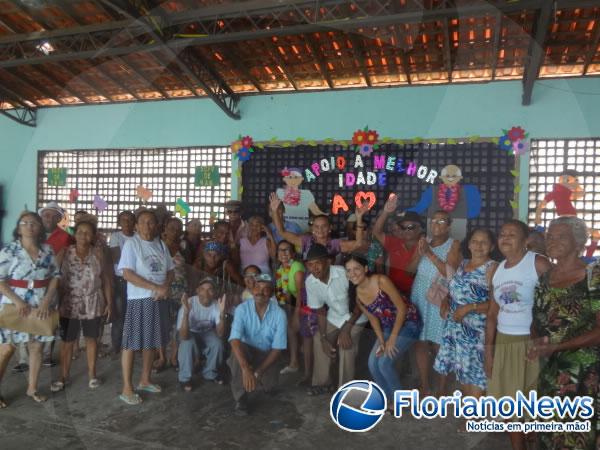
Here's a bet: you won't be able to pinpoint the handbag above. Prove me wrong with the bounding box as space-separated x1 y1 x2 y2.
0 304 59 336
426 264 455 307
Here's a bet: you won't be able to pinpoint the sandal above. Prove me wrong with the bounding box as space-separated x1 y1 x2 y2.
27 392 48 403
50 381 66 393
119 393 143 405
136 383 162 393
88 378 101 389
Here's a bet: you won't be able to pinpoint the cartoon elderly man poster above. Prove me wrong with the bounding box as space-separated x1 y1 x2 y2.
276 167 327 232
406 164 481 240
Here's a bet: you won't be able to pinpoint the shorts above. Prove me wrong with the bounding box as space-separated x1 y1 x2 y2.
59 317 102 342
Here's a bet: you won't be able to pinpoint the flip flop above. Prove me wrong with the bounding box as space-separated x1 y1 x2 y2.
180 381 192 392
0 395 7 409
88 378 101 389
50 381 66 393
119 393 143 405
136 383 162 393
27 392 47 403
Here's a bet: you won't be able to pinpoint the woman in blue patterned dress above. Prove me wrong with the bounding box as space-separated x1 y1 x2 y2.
434 228 498 396
411 211 462 396
0 212 61 407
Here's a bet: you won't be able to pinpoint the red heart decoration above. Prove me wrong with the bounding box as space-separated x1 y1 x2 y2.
354 191 376 210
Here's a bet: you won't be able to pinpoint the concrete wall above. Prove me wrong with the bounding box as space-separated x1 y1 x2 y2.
2 77 600 242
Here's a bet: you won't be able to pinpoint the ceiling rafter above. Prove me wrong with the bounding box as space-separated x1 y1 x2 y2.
522 0 554 105
306 35 335 89
30 64 87 103
266 40 298 90
348 34 372 87
0 67 62 105
582 12 600 75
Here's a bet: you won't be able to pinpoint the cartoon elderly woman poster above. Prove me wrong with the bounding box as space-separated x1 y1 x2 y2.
276 167 327 231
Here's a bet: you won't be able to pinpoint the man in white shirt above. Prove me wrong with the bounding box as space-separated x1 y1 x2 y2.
177 277 226 391
305 244 366 392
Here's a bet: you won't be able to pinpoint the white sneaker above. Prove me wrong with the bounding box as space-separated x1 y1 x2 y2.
280 365 299 375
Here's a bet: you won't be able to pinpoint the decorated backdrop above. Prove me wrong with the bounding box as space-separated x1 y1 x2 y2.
240 141 516 237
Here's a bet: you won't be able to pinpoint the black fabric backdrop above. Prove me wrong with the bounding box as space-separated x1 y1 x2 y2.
240 142 515 237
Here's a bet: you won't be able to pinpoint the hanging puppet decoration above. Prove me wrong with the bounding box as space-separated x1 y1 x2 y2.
534 170 598 260
276 167 327 231
406 164 481 240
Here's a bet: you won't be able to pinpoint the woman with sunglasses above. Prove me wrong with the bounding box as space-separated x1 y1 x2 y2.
410 210 462 396
0 212 61 407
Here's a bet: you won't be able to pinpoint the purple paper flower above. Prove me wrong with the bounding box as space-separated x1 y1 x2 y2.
358 144 373 156
512 139 528 155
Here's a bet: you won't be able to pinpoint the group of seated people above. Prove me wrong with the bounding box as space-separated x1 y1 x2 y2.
0 194 598 450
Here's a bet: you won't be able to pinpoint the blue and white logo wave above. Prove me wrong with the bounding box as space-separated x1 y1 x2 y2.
330 380 387 432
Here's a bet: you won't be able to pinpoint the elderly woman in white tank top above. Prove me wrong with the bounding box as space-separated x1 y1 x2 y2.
485 220 552 450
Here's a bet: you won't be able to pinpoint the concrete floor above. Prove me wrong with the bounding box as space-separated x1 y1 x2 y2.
0 348 511 450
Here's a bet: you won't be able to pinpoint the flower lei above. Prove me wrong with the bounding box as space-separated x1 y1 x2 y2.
438 184 460 212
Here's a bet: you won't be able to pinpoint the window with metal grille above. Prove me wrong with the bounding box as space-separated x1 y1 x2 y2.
37 147 232 233
527 138 600 253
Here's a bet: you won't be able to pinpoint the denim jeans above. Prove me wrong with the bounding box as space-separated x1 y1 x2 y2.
178 329 224 382
367 320 420 401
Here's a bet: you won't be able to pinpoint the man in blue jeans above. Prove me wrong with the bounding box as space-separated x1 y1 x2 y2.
177 277 226 391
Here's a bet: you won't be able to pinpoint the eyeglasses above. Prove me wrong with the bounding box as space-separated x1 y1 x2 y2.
431 219 449 225
19 221 39 227
400 224 418 231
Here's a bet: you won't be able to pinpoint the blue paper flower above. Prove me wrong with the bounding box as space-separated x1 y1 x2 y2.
237 147 251 162
498 134 513 151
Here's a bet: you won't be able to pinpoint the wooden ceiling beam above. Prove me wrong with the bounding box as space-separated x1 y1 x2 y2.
306 35 334 89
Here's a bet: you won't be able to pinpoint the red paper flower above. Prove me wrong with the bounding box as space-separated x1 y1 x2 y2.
241 136 254 148
352 130 368 145
366 130 379 144
281 168 291 177
507 126 526 142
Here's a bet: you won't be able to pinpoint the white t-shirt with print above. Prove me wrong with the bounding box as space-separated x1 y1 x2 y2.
117 235 174 300
109 231 134 276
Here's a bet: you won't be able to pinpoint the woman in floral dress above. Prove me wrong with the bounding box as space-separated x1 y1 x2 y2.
531 216 600 450
434 228 498 396
0 212 60 406
52 219 111 391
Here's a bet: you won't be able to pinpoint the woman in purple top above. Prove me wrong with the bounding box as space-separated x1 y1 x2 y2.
345 254 420 405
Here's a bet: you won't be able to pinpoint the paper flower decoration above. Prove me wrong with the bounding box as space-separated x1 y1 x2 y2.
281 168 291 177
237 147 251 162
231 140 242 153
512 139 529 155
366 130 379 144
93 195 108 212
69 188 80 203
175 198 190 217
352 130 368 145
359 144 374 156
507 126 526 142
136 185 153 202
241 136 253 148
498 134 513 151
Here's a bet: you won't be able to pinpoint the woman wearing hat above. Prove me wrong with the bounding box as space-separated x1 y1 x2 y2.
0 211 61 406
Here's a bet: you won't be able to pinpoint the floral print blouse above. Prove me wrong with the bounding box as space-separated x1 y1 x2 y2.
60 246 105 320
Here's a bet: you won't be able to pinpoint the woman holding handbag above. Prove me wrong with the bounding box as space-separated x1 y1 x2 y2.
0 211 61 407
434 228 499 396
409 210 462 396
